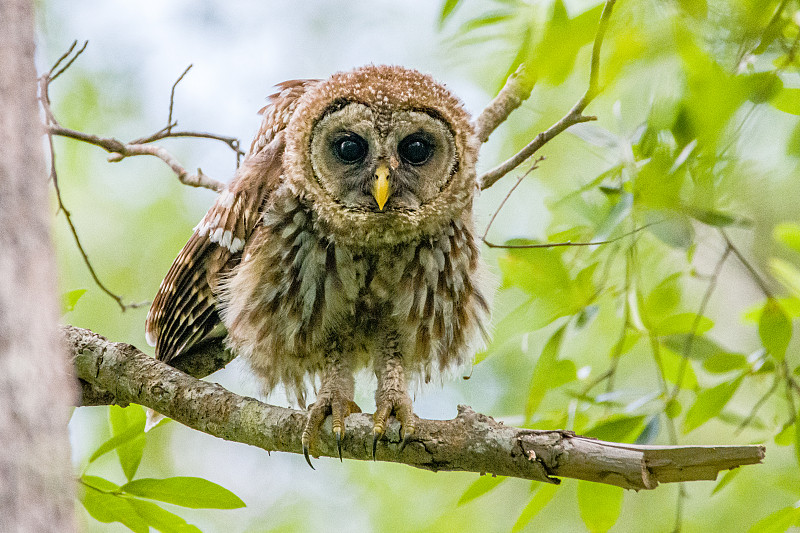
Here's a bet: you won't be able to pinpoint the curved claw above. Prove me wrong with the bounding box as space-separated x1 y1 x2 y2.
303 443 315 470
335 430 343 462
372 431 380 461
398 428 414 453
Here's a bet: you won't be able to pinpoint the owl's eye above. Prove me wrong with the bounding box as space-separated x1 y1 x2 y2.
398 134 433 165
333 133 368 164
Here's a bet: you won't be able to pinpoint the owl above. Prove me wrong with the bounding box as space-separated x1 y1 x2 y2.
145 65 490 466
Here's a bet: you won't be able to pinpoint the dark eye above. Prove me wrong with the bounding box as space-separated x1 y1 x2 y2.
398 134 433 165
333 133 368 164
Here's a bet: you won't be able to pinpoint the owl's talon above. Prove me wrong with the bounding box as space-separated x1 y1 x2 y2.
373 389 416 458
301 394 359 465
335 428 343 462
372 428 383 460
398 426 415 453
302 443 315 470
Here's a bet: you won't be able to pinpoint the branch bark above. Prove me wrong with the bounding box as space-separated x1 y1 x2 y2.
66 326 764 491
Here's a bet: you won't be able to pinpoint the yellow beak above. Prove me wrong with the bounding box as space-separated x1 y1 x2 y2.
373 164 391 211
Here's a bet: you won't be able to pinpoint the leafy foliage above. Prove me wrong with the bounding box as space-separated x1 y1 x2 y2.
79 405 244 532
441 0 800 528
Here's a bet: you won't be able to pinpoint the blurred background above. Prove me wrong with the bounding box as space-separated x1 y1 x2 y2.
40 0 800 531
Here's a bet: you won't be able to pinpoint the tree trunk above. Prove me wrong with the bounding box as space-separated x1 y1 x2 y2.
0 0 77 530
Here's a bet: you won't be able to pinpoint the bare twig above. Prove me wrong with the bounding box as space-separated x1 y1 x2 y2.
45 122 226 192
482 222 656 250
39 44 238 192
477 0 617 190
65 325 765 490
481 158 543 242
720 229 775 299
45 131 148 312
167 64 192 131
49 40 88 82
669 244 732 400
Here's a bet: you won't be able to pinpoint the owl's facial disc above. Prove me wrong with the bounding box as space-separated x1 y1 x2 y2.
310 102 457 213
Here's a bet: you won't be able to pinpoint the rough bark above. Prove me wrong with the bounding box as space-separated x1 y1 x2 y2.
66 326 765 491
0 1 77 530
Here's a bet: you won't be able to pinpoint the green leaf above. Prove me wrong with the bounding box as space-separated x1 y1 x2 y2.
61 288 87 313
748 505 800 533
126 498 202 533
775 422 795 446
584 415 647 443
662 333 725 360
702 352 749 374
743 297 800 321
122 477 246 509
758 299 792 361
646 212 694 249
109 404 147 481
770 87 800 115
529 2 605 85
685 208 747 227
665 399 682 419
711 468 740 495
439 0 461 26
577 481 623 533
89 423 148 465
525 325 568 420
659 344 699 389
677 0 706 18
771 259 800 297
82 474 121 492
81 476 149 533
774 222 800 253
644 273 682 324
683 375 744 433
458 475 507 506
512 483 558 532
655 313 713 335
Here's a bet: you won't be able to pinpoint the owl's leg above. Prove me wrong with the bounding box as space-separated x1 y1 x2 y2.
301 352 361 468
372 333 416 460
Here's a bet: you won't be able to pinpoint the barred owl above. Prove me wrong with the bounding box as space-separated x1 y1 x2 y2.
146 65 490 465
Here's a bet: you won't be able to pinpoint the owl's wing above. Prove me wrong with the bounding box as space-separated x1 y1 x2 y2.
145 79 320 364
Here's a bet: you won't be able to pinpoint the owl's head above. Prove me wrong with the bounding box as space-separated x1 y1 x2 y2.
283 65 479 246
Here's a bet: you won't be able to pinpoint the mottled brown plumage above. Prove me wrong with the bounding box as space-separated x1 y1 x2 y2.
146 65 490 464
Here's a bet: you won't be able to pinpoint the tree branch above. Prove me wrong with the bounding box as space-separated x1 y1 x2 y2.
471 64 535 144
476 0 617 190
65 325 764 491
38 45 240 193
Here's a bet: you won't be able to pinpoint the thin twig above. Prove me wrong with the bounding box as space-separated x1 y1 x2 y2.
481 158 543 242
720 229 774 299
167 64 193 131
477 0 617 190
50 40 88 82
482 222 657 250
669 244 732 401
46 123 226 192
736 372 781 434
40 42 237 192
45 129 148 312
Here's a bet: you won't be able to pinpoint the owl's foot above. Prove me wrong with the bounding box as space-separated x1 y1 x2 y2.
372 389 416 460
301 395 361 469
